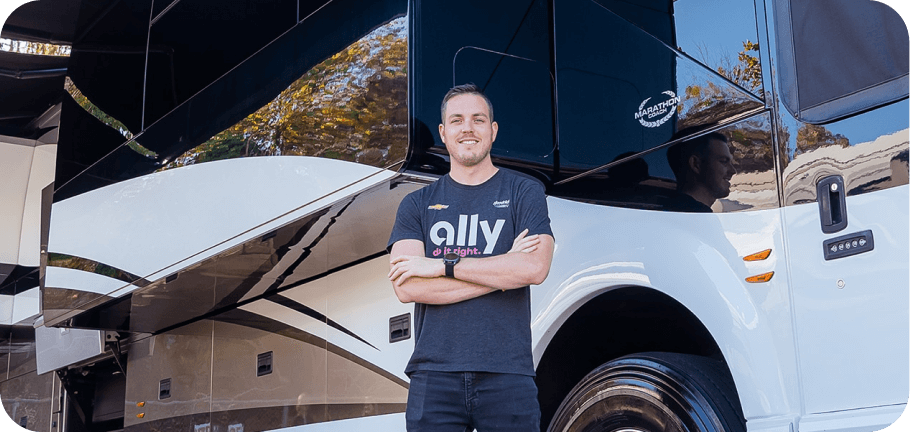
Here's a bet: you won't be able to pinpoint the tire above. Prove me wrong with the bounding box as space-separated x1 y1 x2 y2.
547 352 746 432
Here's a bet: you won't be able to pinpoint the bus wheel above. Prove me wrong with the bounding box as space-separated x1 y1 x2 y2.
547 352 745 432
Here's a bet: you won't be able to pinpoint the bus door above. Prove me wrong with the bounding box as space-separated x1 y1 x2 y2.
774 0 909 415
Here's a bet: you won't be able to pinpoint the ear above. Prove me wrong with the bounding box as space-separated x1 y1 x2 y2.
438 123 446 144
491 121 499 142
687 154 701 175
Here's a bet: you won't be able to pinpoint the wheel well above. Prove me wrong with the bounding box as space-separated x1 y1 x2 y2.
536 286 727 429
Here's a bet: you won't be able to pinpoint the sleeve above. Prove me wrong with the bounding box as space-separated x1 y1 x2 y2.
387 191 426 253
515 179 554 239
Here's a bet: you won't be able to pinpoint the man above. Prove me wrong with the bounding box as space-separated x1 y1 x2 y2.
387 84 555 431
666 131 737 212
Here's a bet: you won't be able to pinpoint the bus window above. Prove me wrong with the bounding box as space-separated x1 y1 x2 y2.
54 2 408 201
673 0 764 99
657 113 778 213
554 0 763 175
156 18 408 172
551 112 778 213
773 0 908 124
452 48 555 164
410 0 554 176
144 0 299 127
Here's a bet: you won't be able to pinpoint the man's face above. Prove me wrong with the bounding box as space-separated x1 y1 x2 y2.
698 139 736 199
439 94 498 168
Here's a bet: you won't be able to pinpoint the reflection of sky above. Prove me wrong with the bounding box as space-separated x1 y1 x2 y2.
674 0 758 71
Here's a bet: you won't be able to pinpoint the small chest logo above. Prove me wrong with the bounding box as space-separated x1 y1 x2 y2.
493 200 510 208
428 204 449 210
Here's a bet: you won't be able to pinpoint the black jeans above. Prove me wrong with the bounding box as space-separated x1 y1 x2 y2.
406 371 540 432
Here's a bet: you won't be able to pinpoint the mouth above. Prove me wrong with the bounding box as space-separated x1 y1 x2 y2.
458 138 479 145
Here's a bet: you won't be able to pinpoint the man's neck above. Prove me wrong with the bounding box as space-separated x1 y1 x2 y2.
679 184 715 207
449 161 499 186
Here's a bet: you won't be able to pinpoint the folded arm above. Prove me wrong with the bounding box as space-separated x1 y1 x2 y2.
388 231 554 304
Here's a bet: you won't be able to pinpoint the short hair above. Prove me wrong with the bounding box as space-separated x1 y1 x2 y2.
667 131 728 180
440 83 494 123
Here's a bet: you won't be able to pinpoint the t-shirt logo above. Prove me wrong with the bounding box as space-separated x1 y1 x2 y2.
430 215 505 255
493 200 510 208
428 204 449 210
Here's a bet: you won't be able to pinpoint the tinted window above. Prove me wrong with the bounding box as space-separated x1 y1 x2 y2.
779 99 909 205
159 18 408 171
773 0 908 124
151 0 176 20
55 0 407 201
410 0 554 175
552 112 778 213
144 0 298 127
67 0 152 133
674 0 763 98
554 0 763 174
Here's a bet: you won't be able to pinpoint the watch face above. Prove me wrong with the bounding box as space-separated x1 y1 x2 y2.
444 252 459 262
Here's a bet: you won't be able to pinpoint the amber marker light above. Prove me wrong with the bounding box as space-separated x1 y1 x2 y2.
743 249 772 261
746 272 774 283
136 402 145 407
137 413 145 419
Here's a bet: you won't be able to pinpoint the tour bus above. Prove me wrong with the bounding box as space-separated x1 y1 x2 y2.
1 0 907 431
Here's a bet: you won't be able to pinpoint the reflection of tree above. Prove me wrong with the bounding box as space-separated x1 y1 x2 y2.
163 18 407 170
65 76 159 159
65 77 134 140
726 116 774 174
678 41 763 129
716 41 761 92
0 38 71 56
685 41 849 166
795 123 849 156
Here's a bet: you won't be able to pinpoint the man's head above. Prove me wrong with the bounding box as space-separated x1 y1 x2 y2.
439 84 498 168
667 131 736 204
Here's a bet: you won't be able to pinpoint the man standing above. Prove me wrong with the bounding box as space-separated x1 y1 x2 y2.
387 84 555 431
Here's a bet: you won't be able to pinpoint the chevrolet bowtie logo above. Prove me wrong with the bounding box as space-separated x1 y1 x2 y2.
428 204 449 210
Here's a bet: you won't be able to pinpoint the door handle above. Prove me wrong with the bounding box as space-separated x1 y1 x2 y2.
817 175 847 233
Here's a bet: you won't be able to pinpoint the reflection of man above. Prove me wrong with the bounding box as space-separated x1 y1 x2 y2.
666 132 736 212
387 83 554 431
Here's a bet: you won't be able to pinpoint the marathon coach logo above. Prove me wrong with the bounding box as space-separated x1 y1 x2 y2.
635 90 680 128
430 215 505 255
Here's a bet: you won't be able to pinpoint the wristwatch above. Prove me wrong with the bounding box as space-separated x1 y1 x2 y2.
443 252 460 278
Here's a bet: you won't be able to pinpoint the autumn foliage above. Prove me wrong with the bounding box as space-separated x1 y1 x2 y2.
162 18 408 171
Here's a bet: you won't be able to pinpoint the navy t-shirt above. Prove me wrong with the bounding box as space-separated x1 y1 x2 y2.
387 169 553 376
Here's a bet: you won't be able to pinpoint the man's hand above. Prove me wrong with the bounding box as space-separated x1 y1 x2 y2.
509 228 541 254
388 255 444 286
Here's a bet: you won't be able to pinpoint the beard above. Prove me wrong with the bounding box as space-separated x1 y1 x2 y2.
449 145 491 167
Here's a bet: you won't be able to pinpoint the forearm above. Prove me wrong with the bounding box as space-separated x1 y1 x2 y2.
393 276 495 305
388 235 553 304
454 252 548 290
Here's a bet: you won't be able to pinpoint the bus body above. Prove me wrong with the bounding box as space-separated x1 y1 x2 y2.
1 0 907 431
